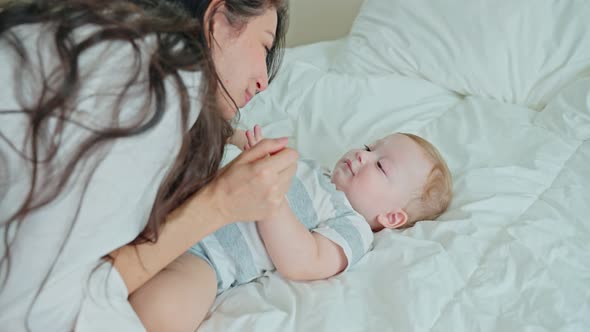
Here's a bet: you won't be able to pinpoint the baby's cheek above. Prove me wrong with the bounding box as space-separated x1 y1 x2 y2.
359 175 385 201
331 171 345 190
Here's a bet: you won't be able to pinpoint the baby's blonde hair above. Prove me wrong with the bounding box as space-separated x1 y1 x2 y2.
400 133 453 227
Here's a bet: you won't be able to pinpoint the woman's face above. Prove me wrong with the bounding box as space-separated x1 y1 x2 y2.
209 7 278 120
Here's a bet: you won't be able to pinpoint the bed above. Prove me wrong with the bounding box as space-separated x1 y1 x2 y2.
197 0 590 331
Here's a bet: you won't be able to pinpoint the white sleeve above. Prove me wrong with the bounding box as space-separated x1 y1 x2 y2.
0 24 202 331
75 263 145 332
290 160 374 270
313 212 374 271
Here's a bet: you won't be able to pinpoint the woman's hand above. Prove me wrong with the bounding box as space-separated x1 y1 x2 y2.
205 136 298 223
112 137 297 294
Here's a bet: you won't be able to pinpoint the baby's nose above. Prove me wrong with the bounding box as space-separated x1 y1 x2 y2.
355 151 364 163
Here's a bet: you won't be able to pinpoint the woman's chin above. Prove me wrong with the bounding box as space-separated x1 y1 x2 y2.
216 93 241 120
220 105 239 120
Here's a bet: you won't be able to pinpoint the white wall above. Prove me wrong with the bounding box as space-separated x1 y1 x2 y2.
0 0 364 47
285 0 364 47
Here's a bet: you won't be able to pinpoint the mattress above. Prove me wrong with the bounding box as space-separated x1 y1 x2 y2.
198 1 590 331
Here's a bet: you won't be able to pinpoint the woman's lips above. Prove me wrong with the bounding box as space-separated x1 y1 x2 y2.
244 90 253 105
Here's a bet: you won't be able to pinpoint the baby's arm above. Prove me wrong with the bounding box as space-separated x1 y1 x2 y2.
257 200 349 281
242 127 347 281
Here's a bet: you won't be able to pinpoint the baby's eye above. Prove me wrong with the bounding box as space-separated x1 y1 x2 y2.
364 145 371 151
377 161 385 172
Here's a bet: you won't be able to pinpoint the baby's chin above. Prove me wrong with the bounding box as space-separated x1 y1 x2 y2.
330 178 373 225
330 168 345 191
331 175 353 205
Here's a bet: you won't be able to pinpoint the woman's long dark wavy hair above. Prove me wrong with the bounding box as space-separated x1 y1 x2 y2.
0 0 287 328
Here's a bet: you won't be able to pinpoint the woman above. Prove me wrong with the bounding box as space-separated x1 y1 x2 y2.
0 0 295 330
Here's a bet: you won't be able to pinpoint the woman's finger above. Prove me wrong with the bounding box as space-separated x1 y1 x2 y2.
255 147 298 173
277 162 297 191
235 137 289 164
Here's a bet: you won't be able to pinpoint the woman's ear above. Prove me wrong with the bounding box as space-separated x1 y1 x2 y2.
203 0 224 47
376 209 408 229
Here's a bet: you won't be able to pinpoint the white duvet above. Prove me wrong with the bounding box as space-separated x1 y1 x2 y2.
197 0 590 331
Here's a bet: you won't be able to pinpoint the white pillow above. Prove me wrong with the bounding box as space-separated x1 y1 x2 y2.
534 77 590 141
332 0 590 110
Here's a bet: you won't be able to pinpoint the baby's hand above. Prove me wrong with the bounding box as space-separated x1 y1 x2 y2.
244 124 264 150
228 128 247 150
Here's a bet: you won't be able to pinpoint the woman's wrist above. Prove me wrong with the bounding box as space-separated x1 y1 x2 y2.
176 182 230 231
112 185 230 295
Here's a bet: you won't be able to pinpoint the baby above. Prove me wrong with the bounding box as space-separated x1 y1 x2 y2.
130 125 453 332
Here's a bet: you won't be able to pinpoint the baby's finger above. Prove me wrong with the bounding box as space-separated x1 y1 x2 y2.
246 129 257 147
235 137 289 164
254 124 262 142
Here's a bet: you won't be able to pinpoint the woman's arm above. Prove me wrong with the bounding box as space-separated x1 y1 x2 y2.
110 138 299 295
109 185 224 294
256 198 348 281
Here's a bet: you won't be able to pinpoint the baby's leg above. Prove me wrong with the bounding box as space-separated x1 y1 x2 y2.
129 252 217 332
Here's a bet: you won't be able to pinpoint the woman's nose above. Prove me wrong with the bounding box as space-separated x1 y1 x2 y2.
256 74 269 93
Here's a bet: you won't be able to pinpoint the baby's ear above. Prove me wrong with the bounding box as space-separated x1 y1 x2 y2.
376 209 408 229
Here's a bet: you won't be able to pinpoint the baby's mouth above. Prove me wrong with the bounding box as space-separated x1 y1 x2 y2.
345 160 355 176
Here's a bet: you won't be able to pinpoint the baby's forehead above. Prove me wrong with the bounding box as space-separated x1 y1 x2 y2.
373 133 405 147
376 134 430 161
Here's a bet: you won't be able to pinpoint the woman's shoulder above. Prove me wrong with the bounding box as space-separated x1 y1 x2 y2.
0 22 203 281
2 22 202 122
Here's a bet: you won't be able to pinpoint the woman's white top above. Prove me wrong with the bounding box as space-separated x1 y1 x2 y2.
0 24 202 331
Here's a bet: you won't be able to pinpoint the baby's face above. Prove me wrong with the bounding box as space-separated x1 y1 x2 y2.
331 133 433 230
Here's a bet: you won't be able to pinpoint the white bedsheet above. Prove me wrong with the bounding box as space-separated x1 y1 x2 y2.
197 1 590 330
